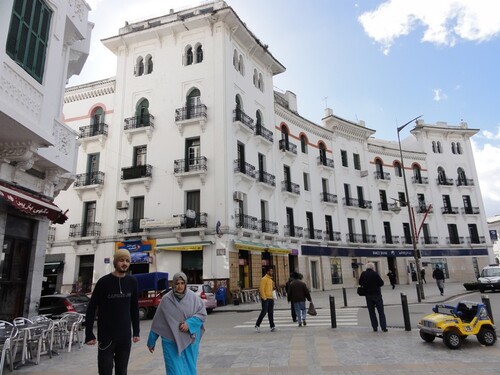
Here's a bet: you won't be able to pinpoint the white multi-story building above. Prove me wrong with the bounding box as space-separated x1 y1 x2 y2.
0 0 92 319
51 1 492 300
487 215 500 262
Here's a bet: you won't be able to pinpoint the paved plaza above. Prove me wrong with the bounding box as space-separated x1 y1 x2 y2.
10 282 500 374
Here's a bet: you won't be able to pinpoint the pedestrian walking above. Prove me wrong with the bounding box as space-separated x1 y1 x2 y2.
285 273 297 322
359 262 387 332
421 268 427 283
387 269 396 289
255 266 277 332
287 272 312 327
432 265 445 295
85 249 140 375
147 272 207 375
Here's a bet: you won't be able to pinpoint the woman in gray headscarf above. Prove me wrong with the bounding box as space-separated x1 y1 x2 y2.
147 272 207 375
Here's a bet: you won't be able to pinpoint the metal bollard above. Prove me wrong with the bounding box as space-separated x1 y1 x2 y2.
342 287 347 307
401 293 411 331
330 295 337 328
481 295 494 324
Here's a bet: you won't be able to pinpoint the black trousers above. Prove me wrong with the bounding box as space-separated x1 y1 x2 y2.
256 299 275 328
98 339 132 375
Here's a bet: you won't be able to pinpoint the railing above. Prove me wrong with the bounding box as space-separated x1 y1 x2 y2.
421 236 439 245
416 205 433 214
378 202 399 211
79 123 108 138
343 197 372 209
323 230 342 242
468 236 486 244
278 139 297 154
320 192 338 204
124 114 155 129
283 225 303 238
233 159 256 178
411 176 429 184
69 222 101 237
447 236 465 245
441 206 459 214
456 178 474 186
174 157 208 174
121 164 152 180
255 124 273 143
317 156 334 168
461 206 480 215
382 235 400 244
235 214 257 230
233 108 254 131
281 180 300 195
346 233 377 244
175 104 207 121
117 218 144 234
374 171 391 180
256 170 276 187
174 212 208 228
304 229 323 240
257 219 278 234
74 171 105 187
437 177 454 186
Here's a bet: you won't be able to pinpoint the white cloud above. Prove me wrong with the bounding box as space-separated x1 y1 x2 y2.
358 0 500 54
433 88 448 101
481 126 500 140
471 139 500 217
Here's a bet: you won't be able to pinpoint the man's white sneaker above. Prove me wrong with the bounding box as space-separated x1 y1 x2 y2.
255 326 260 332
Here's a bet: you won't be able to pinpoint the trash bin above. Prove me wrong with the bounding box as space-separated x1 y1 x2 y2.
216 287 227 306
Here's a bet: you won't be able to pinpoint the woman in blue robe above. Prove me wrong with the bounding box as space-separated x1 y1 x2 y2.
147 272 207 375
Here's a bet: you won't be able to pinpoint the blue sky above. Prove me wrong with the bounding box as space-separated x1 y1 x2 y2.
72 0 500 217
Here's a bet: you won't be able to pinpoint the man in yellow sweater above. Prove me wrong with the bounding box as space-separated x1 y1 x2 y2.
255 266 277 332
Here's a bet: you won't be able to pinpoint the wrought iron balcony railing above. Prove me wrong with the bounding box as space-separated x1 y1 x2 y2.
382 235 400 244
258 219 278 234
281 180 300 195
117 218 144 234
124 114 155 130
233 108 254 131
256 170 276 187
317 156 334 168
255 124 273 143
343 197 372 209
174 212 208 229
235 213 257 230
304 229 323 240
447 236 465 245
437 177 454 186
374 171 391 180
174 157 208 174
278 139 297 154
468 236 486 244
346 233 377 244
121 164 152 180
74 171 105 187
421 236 439 245
320 192 338 204
79 123 108 138
461 206 480 215
283 225 303 238
456 178 474 186
175 104 207 121
378 202 399 211
69 222 101 238
233 159 256 179
415 205 433 214
441 206 459 214
411 176 429 184
323 230 342 242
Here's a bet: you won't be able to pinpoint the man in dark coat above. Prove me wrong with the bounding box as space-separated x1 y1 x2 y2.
288 272 312 327
359 262 387 332
432 265 445 295
285 273 297 322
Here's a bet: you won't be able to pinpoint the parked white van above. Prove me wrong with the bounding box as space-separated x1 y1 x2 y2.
478 265 500 292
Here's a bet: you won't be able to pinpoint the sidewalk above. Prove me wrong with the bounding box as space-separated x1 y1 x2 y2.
216 281 473 312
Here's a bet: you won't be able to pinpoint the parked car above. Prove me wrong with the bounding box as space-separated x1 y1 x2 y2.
187 284 217 313
38 294 90 319
477 265 500 292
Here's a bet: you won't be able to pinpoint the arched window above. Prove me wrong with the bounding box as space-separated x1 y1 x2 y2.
233 49 238 69
394 162 402 177
255 110 262 127
196 44 203 63
91 107 104 136
185 46 193 65
432 141 436 153
300 135 308 154
437 167 447 184
375 159 384 179
457 167 467 186
145 55 153 74
258 73 264 91
253 69 258 86
413 165 422 183
136 99 150 126
457 142 463 154
437 141 442 153
186 88 201 119
136 56 144 76
238 55 244 75
280 125 289 143
319 143 327 165
451 142 456 154
234 95 242 121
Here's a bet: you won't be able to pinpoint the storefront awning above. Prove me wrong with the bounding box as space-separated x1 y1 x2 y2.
0 181 68 224
234 241 291 254
156 241 212 251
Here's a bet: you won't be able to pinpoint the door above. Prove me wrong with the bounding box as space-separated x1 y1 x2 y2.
186 138 200 172
82 201 96 237
186 191 200 228
86 154 99 185
311 261 319 290
132 196 144 233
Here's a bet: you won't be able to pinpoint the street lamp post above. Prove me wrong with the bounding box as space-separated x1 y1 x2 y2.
396 115 424 302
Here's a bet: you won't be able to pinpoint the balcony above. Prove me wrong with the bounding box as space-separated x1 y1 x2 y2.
415 205 434 214
233 108 254 135
421 236 439 245
171 211 208 241
257 219 278 235
411 176 429 184
78 123 108 150
69 222 101 249
117 218 145 234
256 170 276 189
346 233 377 244
278 139 297 156
47 226 56 243
378 202 399 212
437 177 454 186
468 236 486 244
323 231 341 242
461 206 480 215
382 236 400 244
235 213 257 231
317 156 334 170
173 157 207 187
255 124 274 145
441 206 459 214
343 197 372 210
73 171 105 198
374 171 391 181
320 192 338 205
121 164 152 193
281 180 300 199
447 236 465 245
234 159 256 185
175 104 208 135
456 178 475 187
284 225 303 238
123 114 155 142
304 229 323 241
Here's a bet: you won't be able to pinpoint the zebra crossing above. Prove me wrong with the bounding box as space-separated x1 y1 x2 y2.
234 307 359 328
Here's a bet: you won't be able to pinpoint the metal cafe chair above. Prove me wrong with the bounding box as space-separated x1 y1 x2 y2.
59 313 84 352
0 321 18 375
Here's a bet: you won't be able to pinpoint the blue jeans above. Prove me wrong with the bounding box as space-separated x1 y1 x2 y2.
365 294 387 331
293 301 306 324
255 299 275 328
97 339 131 375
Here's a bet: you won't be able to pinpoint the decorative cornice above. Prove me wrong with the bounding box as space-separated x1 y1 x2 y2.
64 78 116 103
275 105 332 141
367 142 427 161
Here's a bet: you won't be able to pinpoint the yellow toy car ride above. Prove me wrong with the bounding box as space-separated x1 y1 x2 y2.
417 301 496 349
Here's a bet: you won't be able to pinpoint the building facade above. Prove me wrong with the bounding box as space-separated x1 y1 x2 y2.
51 1 492 299
0 0 92 319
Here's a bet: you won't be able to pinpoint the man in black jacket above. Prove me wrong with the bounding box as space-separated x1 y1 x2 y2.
85 249 140 375
288 272 312 327
359 262 387 332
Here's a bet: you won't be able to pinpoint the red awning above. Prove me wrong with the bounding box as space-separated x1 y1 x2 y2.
0 181 68 224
